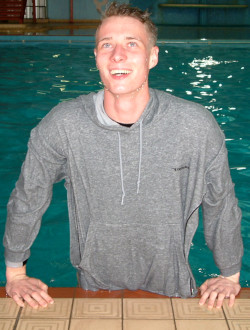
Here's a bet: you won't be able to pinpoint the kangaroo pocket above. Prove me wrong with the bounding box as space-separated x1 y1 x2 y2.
78 222 193 296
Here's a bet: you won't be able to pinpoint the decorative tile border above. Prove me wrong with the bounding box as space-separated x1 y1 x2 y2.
175 320 228 330
124 319 175 330
70 319 122 330
123 299 173 320
0 298 20 318
223 299 250 320
0 319 17 329
21 298 73 319
72 298 121 319
16 319 69 330
172 299 225 319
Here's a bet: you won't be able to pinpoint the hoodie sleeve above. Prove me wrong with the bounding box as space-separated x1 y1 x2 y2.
4 111 67 265
202 141 243 277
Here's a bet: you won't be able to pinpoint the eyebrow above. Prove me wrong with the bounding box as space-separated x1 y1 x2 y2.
98 37 112 44
97 36 141 45
125 36 141 41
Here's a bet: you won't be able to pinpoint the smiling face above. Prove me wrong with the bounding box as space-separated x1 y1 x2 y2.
94 16 159 98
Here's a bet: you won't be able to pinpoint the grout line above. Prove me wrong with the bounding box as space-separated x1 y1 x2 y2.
170 298 177 330
68 296 75 330
221 305 230 330
121 295 124 330
12 306 23 330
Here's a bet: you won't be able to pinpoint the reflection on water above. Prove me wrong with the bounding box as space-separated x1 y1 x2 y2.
188 55 238 68
0 44 249 287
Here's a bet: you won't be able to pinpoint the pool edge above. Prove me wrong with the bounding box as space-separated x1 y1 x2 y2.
1 287 249 298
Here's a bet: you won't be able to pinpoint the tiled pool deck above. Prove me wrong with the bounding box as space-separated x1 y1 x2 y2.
0 287 249 329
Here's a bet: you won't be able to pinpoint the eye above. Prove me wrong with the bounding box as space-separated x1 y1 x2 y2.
102 43 112 49
128 41 137 47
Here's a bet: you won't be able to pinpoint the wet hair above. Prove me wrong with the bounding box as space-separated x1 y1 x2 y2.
96 1 158 47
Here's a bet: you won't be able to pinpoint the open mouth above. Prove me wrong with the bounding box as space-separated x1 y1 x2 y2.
110 69 132 77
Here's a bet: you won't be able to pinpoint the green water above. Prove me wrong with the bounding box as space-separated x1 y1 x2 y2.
0 43 249 288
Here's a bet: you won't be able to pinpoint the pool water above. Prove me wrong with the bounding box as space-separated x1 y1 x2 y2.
0 43 249 288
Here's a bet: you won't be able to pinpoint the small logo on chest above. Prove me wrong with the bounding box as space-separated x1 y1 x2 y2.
173 166 189 171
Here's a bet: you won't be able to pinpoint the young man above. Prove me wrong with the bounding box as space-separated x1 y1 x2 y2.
4 2 242 310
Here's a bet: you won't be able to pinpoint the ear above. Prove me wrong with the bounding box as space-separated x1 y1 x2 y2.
94 49 98 69
149 46 159 70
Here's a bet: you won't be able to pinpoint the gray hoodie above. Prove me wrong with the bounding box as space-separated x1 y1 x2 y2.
4 89 243 298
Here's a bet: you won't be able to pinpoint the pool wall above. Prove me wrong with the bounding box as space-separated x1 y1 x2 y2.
132 0 250 26
45 0 250 26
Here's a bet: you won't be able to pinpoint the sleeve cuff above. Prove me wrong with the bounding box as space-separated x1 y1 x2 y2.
220 262 242 277
5 260 28 268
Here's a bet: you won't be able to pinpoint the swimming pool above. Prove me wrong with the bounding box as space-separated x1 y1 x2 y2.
0 42 249 288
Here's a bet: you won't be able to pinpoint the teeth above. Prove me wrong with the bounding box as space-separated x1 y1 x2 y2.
110 70 131 75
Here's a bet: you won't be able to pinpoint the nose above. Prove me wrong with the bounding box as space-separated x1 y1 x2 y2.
111 45 127 62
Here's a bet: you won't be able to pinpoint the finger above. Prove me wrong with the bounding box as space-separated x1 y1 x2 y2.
22 287 54 309
215 293 226 309
199 282 208 295
228 294 236 307
29 291 50 308
28 281 53 305
23 293 39 309
40 289 54 305
199 290 210 306
12 293 25 308
207 291 218 309
31 290 54 307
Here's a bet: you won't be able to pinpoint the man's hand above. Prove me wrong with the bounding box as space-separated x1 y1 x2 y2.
199 272 241 309
6 266 54 309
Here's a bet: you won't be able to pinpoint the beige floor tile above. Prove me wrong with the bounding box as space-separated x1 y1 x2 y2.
124 319 175 330
223 299 250 320
172 298 225 319
70 319 122 330
0 319 16 329
175 319 229 330
16 319 69 330
123 298 173 320
227 319 250 330
0 298 20 318
72 298 122 319
21 298 73 319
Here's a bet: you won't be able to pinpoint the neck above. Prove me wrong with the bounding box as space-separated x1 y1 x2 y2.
103 83 150 124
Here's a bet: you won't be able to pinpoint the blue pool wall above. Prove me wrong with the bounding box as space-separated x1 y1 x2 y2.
47 0 250 26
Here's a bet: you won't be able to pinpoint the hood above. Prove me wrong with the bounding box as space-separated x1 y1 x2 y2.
80 88 172 132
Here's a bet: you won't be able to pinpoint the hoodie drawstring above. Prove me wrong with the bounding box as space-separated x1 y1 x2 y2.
118 132 126 205
118 121 143 205
137 120 142 194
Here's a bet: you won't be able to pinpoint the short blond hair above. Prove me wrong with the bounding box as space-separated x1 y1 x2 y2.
96 1 158 47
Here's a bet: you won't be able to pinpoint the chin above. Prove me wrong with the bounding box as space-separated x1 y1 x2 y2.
106 87 130 95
